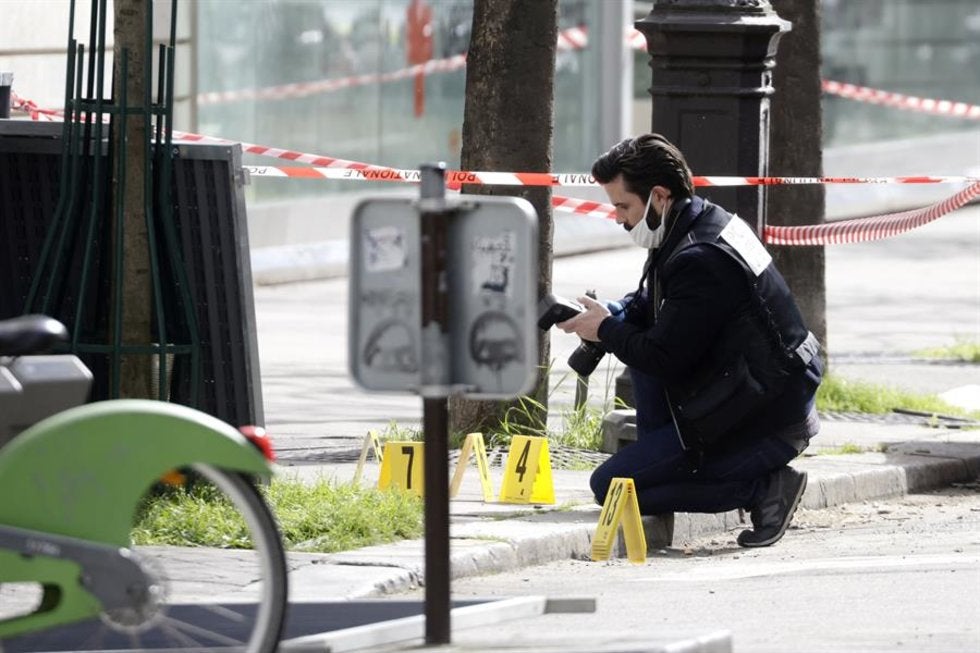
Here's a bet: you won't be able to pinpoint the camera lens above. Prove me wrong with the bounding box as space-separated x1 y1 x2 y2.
568 341 605 377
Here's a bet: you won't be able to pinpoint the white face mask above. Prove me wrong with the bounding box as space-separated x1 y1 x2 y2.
629 193 672 249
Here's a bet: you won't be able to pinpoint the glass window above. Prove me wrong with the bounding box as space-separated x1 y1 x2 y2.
196 0 606 204
820 0 979 146
629 1 980 148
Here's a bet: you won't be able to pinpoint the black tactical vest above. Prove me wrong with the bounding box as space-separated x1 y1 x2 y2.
653 200 819 450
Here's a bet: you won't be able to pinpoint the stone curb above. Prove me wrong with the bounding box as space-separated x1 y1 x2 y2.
290 444 980 598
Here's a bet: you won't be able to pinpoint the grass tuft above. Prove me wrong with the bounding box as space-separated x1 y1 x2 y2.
816 374 978 419
494 362 624 452
913 338 980 363
132 477 423 553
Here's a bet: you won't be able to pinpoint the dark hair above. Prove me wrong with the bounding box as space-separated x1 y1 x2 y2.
591 133 695 201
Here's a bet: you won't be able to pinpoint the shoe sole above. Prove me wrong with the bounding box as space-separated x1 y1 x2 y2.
739 470 808 548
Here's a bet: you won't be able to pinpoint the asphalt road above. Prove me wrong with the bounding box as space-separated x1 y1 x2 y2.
391 484 980 653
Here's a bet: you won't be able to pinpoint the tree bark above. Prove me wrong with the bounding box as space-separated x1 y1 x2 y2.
768 0 828 356
449 0 557 436
113 0 154 398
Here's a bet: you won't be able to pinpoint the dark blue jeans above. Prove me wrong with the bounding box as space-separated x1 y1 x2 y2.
590 367 800 515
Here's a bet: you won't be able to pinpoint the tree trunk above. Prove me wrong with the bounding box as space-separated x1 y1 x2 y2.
768 0 828 356
449 0 557 436
113 0 153 398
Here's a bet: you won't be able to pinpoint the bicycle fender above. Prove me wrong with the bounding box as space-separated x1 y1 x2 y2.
0 399 271 547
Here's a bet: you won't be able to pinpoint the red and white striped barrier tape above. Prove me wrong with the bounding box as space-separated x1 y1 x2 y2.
551 195 617 219
188 23 980 122
695 175 980 186
195 25 606 105
626 28 980 120
557 26 589 51
198 55 467 106
240 159 980 246
550 184 980 247
822 80 980 121
16 93 975 190
12 22 978 122
9 92 56 120
764 181 980 246
171 129 404 175
10 94 976 246
242 165 980 188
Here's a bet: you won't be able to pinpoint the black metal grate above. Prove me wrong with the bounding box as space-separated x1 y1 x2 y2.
0 120 263 427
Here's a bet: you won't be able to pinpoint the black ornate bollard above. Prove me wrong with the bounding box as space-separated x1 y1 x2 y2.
636 0 790 235
0 72 12 119
613 0 790 411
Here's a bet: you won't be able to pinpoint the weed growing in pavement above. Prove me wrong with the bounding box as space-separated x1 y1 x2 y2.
914 337 980 363
132 477 423 553
378 419 423 442
821 442 866 455
495 360 626 451
816 374 980 420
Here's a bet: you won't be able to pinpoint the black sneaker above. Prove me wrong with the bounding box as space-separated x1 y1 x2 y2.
737 467 808 548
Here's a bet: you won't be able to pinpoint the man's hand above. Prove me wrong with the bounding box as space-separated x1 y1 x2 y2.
557 295 610 342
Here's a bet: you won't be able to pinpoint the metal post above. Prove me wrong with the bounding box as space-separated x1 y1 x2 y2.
0 72 12 119
419 162 451 645
597 1 633 147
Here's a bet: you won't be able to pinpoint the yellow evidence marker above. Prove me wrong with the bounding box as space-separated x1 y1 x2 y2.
449 432 495 502
498 435 554 504
591 477 647 564
353 430 384 484
378 441 424 498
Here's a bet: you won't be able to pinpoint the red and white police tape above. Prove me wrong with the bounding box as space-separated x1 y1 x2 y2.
13 21 979 120
763 181 980 245
821 80 980 120
241 165 980 189
187 24 980 121
9 95 978 246
9 92 56 120
198 55 467 106
172 129 402 175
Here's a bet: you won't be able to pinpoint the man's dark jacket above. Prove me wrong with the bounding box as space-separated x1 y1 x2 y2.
597 196 822 452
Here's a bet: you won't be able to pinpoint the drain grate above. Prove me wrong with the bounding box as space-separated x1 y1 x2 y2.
820 410 980 429
452 444 610 470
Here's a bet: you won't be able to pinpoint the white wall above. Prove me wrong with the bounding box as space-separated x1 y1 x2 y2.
0 0 194 127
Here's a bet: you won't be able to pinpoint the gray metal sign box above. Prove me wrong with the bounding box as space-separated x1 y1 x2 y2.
349 195 538 399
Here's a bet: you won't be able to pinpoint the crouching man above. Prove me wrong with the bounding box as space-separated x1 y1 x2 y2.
560 134 822 547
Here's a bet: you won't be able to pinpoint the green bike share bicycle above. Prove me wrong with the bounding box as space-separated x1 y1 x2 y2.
0 315 288 652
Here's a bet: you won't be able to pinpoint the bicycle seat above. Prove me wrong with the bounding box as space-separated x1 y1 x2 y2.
0 314 69 356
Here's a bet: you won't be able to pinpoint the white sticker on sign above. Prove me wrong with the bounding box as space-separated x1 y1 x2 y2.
719 215 772 277
364 226 406 273
472 231 516 297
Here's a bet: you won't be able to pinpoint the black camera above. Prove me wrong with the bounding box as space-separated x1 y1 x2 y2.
536 294 585 330
537 293 606 377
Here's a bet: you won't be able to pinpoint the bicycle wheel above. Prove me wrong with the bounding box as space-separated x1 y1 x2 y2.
80 464 288 652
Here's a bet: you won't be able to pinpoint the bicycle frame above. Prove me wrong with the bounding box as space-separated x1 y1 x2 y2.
0 399 273 640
